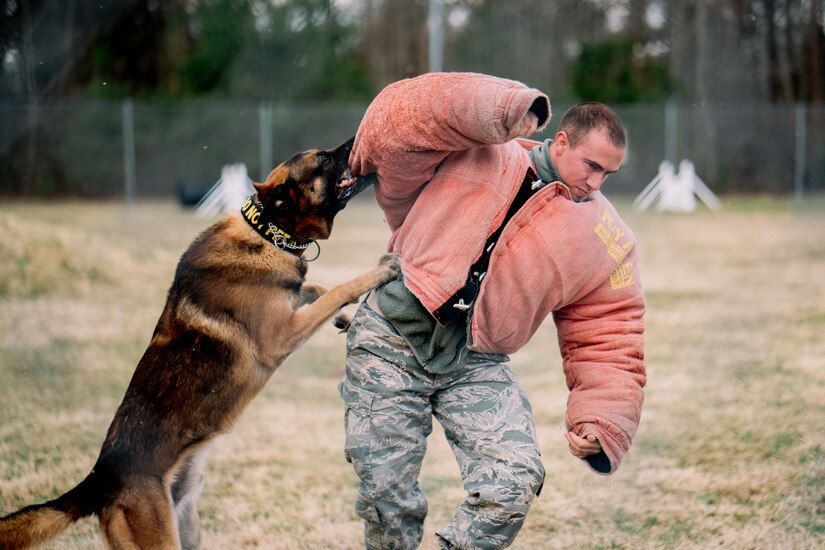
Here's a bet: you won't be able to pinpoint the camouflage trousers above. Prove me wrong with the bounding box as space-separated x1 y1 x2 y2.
339 299 545 550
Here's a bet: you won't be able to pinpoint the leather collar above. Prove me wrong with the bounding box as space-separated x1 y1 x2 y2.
239 194 318 259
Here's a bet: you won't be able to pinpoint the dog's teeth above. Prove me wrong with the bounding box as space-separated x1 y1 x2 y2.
338 169 354 188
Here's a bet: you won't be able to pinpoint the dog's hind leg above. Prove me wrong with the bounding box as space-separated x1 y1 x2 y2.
100 476 179 550
172 450 210 550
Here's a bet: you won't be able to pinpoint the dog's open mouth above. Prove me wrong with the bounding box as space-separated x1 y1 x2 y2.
338 168 357 190
336 168 375 209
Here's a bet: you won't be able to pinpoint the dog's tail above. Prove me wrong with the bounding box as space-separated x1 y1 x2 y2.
0 472 100 549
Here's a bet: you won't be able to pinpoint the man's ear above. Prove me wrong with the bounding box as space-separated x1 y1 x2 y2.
555 131 569 154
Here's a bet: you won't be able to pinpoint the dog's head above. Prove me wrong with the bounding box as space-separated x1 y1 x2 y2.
252 137 373 241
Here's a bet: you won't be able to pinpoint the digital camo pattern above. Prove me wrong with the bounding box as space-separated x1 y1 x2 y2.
339 300 545 549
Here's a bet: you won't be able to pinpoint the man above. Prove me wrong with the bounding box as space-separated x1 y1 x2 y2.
339 73 646 549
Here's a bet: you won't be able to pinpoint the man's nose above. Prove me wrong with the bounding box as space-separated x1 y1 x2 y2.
587 173 605 191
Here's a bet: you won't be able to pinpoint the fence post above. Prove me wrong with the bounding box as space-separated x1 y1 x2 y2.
259 101 273 181
428 0 445 72
664 99 678 164
794 102 806 201
122 98 136 204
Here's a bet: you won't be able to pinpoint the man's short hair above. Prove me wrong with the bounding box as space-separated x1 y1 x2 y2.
558 102 626 149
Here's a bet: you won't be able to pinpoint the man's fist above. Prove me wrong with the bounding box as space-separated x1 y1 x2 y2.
507 111 540 140
566 431 602 459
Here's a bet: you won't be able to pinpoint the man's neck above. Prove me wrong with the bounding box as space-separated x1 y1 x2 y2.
529 139 563 185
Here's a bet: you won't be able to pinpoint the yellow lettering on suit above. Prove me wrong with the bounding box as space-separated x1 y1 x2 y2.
594 210 636 290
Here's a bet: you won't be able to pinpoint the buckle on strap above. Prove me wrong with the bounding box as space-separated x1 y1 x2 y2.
452 299 471 311
432 280 478 326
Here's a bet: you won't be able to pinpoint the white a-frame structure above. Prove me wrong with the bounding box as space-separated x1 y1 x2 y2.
633 160 721 212
196 163 255 218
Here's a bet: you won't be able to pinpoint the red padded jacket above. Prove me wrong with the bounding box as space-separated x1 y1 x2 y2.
350 73 646 474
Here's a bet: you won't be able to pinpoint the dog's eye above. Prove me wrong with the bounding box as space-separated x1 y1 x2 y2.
319 154 332 166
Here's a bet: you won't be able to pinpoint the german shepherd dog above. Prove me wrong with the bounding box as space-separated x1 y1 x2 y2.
0 138 399 549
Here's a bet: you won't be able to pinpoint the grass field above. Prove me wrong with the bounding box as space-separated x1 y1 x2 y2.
1 196 824 549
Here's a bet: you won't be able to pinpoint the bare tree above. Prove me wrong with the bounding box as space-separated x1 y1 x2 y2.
807 0 823 101
451 0 605 99
665 0 825 103
358 0 429 89
628 0 647 42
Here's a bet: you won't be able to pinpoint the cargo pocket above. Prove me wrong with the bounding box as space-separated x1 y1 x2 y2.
339 379 375 482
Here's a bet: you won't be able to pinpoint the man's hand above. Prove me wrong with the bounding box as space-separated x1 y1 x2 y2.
507 111 539 140
566 431 602 459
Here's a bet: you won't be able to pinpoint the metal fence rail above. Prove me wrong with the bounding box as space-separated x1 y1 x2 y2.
1 99 822 200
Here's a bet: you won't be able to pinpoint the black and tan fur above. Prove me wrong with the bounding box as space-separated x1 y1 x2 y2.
0 138 399 549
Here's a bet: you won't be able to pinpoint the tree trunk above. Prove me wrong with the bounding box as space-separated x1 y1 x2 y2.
20 0 38 195
782 0 799 100
667 0 693 101
763 0 790 102
628 0 646 43
695 0 707 103
808 0 824 101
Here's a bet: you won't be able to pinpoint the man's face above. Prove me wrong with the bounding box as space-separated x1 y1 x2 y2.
552 128 625 203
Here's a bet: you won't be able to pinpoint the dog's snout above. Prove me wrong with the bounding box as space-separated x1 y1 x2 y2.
332 137 355 157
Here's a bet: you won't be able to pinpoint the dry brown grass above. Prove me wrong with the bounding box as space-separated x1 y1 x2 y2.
1 196 824 549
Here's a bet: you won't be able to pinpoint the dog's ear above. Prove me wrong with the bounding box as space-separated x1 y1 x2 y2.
254 165 292 207
255 169 298 212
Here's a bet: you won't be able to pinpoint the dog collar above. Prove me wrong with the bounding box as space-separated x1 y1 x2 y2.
239 194 320 260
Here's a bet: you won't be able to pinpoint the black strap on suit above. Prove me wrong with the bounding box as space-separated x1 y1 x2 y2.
432 167 541 326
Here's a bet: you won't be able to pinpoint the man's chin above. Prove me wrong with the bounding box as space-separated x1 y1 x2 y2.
570 189 590 203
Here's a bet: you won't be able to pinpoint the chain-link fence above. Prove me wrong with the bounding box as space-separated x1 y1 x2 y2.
1 99 823 201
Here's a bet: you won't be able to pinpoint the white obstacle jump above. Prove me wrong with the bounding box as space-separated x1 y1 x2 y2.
195 163 255 218
633 160 721 213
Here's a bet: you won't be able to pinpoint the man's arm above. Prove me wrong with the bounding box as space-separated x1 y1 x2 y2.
350 72 550 230
553 247 646 475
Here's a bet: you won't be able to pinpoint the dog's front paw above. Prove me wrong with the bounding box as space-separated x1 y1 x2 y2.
333 311 352 332
376 253 402 281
